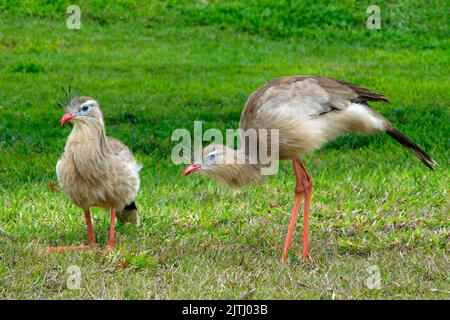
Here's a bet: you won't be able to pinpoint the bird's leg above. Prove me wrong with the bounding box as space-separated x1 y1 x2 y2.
102 209 116 256
281 159 304 263
84 210 97 247
47 209 97 252
281 159 312 263
298 160 313 260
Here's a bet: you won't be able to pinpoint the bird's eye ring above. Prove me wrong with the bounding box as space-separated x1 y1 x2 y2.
80 105 90 112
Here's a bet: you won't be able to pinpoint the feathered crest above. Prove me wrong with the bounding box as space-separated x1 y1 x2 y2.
56 85 78 110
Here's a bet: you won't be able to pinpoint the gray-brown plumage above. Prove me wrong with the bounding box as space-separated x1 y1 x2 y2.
50 96 141 253
196 144 265 189
184 76 436 262
239 76 434 166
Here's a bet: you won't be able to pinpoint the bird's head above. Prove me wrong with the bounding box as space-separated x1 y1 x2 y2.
183 144 231 176
60 96 103 127
183 144 264 189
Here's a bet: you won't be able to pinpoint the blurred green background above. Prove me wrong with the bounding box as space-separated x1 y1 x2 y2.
0 1 448 299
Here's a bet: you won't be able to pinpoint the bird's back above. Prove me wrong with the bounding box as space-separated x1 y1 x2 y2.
240 76 387 129
239 76 390 159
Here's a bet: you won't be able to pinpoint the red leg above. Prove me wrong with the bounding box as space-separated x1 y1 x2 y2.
298 161 312 260
281 159 312 263
282 160 304 263
47 209 97 252
102 209 116 257
84 210 96 246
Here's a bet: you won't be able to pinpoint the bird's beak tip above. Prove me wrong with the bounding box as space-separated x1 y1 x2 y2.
183 164 200 176
61 112 76 126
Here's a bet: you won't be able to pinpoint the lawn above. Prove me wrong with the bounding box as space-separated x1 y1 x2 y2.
0 1 448 299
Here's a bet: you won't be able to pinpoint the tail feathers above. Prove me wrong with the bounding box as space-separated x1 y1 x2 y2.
386 128 436 170
117 201 140 226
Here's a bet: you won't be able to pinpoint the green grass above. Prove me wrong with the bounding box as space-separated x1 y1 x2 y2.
0 1 449 299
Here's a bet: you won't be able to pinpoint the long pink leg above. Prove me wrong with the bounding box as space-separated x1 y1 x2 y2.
282 160 303 263
84 210 96 246
102 209 116 256
298 161 312 260
281 159 313 263
47 209 97 252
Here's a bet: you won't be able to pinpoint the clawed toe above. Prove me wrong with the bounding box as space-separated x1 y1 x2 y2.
101 243 115 258
46 243 98 253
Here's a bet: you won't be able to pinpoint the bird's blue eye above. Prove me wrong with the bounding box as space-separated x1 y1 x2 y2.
205 153 216 164
80 105 90 112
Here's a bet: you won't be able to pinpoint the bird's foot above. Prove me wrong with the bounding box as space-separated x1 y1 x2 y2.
281 252 289 264
281 251 310 264
46 242 98 253
101 243 115 258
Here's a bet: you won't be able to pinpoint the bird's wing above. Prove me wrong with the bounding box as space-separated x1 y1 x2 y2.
106 137 142 171
309 76 389 105
241 76 388 128
107 136 132 157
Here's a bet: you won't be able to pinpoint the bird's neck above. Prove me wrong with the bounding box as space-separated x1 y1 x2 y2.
66 120 110 158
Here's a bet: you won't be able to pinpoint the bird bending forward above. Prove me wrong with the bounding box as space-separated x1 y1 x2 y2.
50 96 142 255
184 76 436 263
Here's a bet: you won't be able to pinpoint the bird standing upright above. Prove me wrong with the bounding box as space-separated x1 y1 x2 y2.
183 76 436 263
50 95 142 255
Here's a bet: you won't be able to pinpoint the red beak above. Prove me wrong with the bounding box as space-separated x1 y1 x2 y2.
183 164 201 176
61 112 76 126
